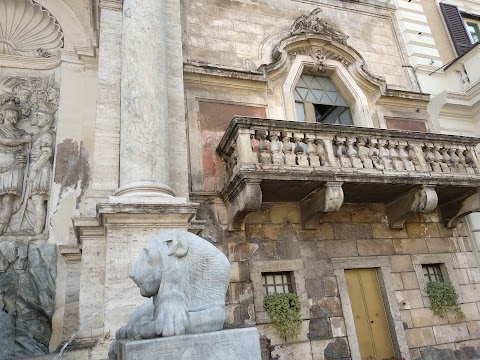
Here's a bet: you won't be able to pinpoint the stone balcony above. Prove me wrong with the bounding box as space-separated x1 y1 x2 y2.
216 117 480 230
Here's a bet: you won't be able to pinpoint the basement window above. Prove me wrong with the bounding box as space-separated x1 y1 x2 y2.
294 74 353 125
422 264 445 282
262 271 294 295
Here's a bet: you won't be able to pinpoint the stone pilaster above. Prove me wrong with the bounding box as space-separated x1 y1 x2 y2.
90 3 123 198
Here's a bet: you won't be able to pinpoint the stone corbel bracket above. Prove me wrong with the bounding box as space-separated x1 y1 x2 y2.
441 189 480 228
300 182 344 229
386 185 438 229
225 179 262 231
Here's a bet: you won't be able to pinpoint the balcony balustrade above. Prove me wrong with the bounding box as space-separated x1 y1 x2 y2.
217 117 480 230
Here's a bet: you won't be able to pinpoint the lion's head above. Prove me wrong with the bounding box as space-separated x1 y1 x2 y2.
129 231 189 298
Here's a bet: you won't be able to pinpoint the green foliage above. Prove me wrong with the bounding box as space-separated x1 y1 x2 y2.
426 281 465 322
264 293 301 338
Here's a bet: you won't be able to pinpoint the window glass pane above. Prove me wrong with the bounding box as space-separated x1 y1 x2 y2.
295 102 306 122
302 75 314 87
294 90 302 101
295 75 351 123
466 21 480 43
276 285 285 293
266 275 274 285
297 88 309 100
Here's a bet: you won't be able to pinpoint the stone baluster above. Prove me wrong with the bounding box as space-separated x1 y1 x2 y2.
465 147 480 173
408 141 428 171
269 131 283 165
378 139 392 170
294 133 309 166
423 143 436 171
315 139 326 166
347 137 363 168
440 145 451 172
456 146 467 173
305 133 320 167
448 147 460 172
357 137 373 169
256 130 272 165
282 131 296 165
237 129 257 169
368 138 382 170
398 141 413 171
335 137 351 168
389 140 403 170
228 144 239 177
317 135 337 167
431 144 443 172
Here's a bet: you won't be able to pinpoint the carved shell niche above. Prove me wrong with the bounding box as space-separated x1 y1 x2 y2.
0 0 63 58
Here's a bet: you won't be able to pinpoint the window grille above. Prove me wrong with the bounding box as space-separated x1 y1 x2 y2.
422 264 444 282
262 271 294 296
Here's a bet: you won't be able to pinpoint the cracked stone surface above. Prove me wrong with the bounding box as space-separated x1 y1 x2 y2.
0 240 57 359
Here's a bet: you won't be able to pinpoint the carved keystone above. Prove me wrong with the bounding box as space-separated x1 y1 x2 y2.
227 180 262 231
442 190 480 228
386 185 438 229
300 182 344 229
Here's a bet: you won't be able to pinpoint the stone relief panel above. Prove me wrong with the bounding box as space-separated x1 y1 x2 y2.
0 73 59 237
0 0 63 58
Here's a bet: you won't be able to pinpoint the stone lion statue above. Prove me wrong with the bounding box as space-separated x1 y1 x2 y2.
109 230 230 358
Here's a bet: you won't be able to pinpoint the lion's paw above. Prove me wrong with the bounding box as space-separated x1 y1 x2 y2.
155 303 189 336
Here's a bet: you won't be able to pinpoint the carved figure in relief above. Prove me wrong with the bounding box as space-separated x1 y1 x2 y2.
27 103 56 234
109 230 230 358
0 98 31 234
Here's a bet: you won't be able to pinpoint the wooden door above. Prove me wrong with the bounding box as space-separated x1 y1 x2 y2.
345 268 395 360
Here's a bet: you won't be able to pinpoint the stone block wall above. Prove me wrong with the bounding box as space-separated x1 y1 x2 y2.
182 0 411 88
194 200 480 360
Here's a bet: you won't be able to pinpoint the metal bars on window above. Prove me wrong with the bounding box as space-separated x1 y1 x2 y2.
422 264 444 282
262 271 294 296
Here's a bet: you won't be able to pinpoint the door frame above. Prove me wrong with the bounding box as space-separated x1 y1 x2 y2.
333 256 411 360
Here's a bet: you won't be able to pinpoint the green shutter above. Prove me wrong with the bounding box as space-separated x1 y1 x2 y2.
440 2 472 56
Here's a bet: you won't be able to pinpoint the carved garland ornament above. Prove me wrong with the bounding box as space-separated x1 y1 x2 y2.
0 0 63 58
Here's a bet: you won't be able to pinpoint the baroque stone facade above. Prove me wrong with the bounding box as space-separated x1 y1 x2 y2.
1 0 480 360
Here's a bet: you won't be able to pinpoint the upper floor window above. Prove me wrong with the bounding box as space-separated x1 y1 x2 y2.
440 2 480 56
294 74 353 125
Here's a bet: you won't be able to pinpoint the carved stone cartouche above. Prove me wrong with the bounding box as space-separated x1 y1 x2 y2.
289 8 349 44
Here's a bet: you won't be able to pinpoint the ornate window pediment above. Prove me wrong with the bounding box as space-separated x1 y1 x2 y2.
0 0 63 59
289 8 349 45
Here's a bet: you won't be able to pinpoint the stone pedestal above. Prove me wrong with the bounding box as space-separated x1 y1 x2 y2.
118 328 262 360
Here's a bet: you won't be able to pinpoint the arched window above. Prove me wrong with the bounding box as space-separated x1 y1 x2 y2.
294 74 353 125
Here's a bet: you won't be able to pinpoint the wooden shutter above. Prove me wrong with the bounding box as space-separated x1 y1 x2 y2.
440 2 472 56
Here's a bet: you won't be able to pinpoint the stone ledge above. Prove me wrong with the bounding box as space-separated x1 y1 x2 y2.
118 327 261 360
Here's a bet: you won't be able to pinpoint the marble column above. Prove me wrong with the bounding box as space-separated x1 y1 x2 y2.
115 0 174 199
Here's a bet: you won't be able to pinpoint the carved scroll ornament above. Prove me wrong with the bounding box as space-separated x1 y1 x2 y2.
289 8 349 44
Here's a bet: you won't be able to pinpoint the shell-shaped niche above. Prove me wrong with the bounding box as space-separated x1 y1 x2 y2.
0 0 63 58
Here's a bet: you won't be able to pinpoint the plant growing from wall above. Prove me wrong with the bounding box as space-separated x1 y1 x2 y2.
426 281 465 322
264 292 301 338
